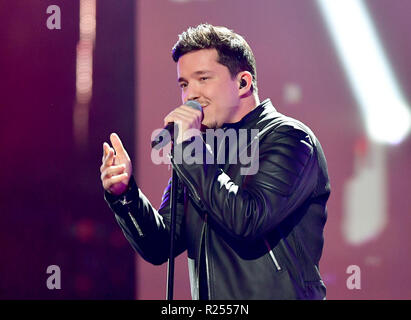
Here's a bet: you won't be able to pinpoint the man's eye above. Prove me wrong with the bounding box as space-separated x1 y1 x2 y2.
179 83 187 89
200 77 209 81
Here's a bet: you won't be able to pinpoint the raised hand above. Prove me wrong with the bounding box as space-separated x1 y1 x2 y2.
100 133 132 195
163 103 203 144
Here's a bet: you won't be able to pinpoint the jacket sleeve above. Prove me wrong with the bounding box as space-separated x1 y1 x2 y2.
104 175 187 265
170 123 319 241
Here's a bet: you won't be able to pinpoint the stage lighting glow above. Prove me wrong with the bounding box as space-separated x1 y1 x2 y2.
316 0 411 144
74 0 96 146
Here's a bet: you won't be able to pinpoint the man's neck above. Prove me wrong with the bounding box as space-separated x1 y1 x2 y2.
231 92 260 122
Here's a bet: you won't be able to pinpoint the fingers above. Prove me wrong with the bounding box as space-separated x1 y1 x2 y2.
101 133 131 175
100 164 126 181
102 172 129 191
172 105 202 120
103 142 110 157
101 164 128 190
163 105 203 145
164 109 192 126
102 142 111 163
100 146 115 172
164 105 203 126
101 134 131 193
110 133 127 157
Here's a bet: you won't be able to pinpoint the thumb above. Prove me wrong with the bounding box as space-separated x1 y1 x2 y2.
110 133 127 156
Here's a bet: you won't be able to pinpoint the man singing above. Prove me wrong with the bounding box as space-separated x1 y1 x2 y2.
100 24 330 300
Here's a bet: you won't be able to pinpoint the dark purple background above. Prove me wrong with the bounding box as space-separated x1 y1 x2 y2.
0 0 135 299
0 0 410 299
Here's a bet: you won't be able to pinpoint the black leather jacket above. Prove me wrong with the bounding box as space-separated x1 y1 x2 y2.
105 99 330 299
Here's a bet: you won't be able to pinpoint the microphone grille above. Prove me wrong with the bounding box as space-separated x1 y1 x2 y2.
185 100 202 111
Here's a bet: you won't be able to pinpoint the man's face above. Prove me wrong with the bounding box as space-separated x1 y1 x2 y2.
177 49 240 129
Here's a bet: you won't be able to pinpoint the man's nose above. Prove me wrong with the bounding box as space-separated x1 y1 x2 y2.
184 85 200 103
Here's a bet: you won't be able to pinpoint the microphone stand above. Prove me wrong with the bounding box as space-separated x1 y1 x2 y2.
166 140 178 300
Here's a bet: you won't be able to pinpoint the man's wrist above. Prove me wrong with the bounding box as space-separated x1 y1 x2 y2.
104 175 137 205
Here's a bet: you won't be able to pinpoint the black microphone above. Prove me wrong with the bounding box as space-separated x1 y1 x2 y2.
151 100 203 150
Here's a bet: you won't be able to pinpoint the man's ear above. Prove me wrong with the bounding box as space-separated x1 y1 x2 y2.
237 71 253 95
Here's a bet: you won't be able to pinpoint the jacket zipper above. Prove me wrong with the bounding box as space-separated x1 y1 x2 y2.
204 214 211 299
117 195 145 237
264 239 281 271
196 214 211 299
169 153 210 298
170 156 204 209
128 211 144 237
197 219 206 295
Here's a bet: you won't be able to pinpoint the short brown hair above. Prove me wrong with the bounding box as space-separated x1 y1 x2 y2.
172 24 258 94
